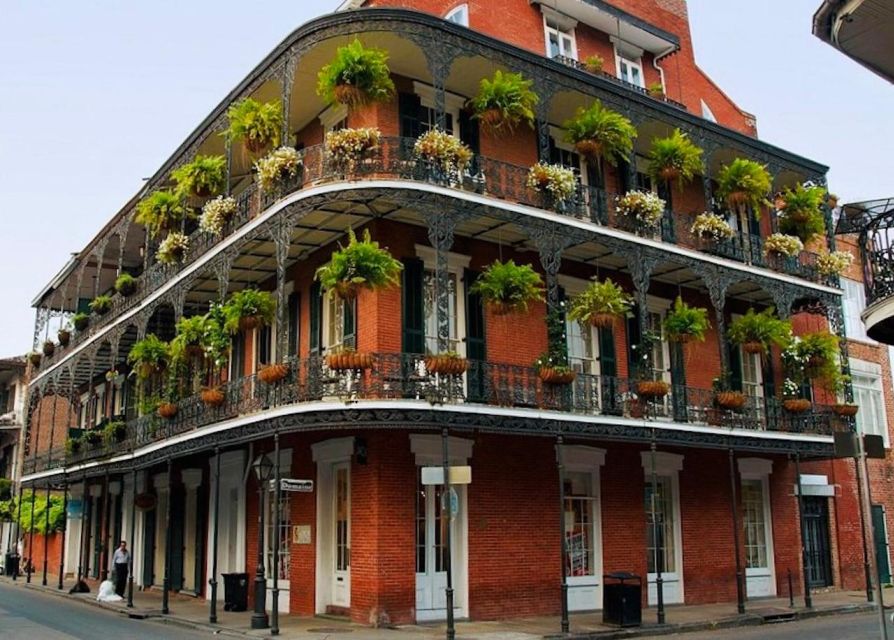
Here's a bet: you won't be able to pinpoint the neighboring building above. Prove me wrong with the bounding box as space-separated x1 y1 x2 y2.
0 358 26 565
18 0 891 626
813 0 894 83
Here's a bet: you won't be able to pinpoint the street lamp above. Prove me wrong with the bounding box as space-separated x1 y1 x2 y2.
251 453 274 630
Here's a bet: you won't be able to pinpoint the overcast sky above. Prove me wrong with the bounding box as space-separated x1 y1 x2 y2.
0 0 891 358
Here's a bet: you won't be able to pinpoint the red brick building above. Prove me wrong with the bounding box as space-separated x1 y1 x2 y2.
17 0 893 628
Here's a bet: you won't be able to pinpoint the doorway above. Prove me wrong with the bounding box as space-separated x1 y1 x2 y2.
803 497 832 588
872 504 891 585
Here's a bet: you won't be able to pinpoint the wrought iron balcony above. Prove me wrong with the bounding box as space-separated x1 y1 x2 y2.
26 353 846 475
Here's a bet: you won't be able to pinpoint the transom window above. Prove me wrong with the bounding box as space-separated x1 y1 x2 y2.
617 55 645 88
444 4 469 27
545 19 576 60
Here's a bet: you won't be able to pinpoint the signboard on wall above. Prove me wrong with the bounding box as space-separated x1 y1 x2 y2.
66 499 83 520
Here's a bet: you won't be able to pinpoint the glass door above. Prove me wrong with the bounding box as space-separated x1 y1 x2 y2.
332 463 351 607
645 476 683 604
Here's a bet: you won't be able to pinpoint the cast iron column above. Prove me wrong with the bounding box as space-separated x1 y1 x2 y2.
209 448 221 623
162 459 173 615
650 440 666 624
252 463 269 629
728 449 745 614
557 435 569 633
127 468 137 608
794 454 812 609
272 432 281 636
442 428 455 640
99 472 110 581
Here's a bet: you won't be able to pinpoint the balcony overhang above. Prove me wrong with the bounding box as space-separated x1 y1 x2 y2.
862 295 894 344
813 0 894 83
531 0 679 55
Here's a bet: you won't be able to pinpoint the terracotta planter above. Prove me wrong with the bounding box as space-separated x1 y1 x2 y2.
239 315 263 332
29 353 41 368
574 139 602 160
425 355 468 376
589 312 620 329
327 351 373 371
782 398 811 414
201 387 226 408
715 391 746 411
333 83 366 107
637 380 670 398
42 342 55 357
832 403 859 417
157 403 178 419
658 166 680 182
244 137 270 156
259 363 289 384
333 281 360 301
58 330 71 347
538 367 576 385
478 108 504 130
742 341 765 355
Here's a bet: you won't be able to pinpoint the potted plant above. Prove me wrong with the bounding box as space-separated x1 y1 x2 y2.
425 351 468 376
470 70 538 134
615 190 666 233
534 351 576 385
222 288 276 333
783 331 839 379
255 146 302 192
815 250 854 278
647 129 703 187
413 129 473 180
157 401 178 419
156 232 189 265
777 183 826 242
690 212 734 246
712 372 746 411
224 97 282 156
637 378 670 399
583 54 604 74
315 228 403 301
526 162 577 204
781 379 811 413
65 435 82 455
114 273 137 297
28 352 41 368
57 328 71 347
327 347 374 372
199 195 238 237
127 334 169 379
201 387 226 408
648 82 665 99
135 190 189 239
469 259 544 315
832 402 859 417
562 101 636 188
72 312 89 332
663 297 710 343
171 154 227 199
727 307 792 355
84 430 103 448
316 39 395 109
258 363 289 384
42 340 55 357
170 315 209 360
326 127 381 171
764 233 803 259
567 278 633 328
90 295 113 316
102 420 127 446
715 158 771 214
196 303 231 407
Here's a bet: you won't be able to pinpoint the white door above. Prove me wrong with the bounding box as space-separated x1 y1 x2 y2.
645 476 683 604
415 475 466 621
332 462 351 608
564 471 601 611
740 347 765 424
567 316 601 410
648 310 672 418
742 479 775 597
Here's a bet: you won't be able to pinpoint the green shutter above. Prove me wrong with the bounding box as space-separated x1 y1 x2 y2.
399 92 424 140
402 258 425 354
465 269 486 402
670 341 688 421
287 292 299 357
598 325 620 415
728 341 743 392
459 110 480 154
626 304 642 379
309 282 322 356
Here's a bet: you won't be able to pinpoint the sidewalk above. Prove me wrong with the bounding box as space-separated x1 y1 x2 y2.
5 573 878 640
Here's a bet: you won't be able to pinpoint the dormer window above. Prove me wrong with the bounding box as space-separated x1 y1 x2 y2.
617 54 644 88
445 4 469 27
541 8 577 60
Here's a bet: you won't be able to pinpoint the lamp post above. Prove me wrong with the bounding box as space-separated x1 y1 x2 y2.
251 453 274 630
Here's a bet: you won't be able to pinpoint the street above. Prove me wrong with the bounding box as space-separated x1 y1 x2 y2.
641 611 893 640
0 580 207 640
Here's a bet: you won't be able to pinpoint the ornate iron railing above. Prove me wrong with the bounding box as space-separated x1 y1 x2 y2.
25 352 845 474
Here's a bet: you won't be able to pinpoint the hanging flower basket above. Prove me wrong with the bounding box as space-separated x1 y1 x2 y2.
157 402 178 419
327 350 373 371
574 139 602 160
832 403 859 417
589 312 620 328
637 380 670 398
239 315 264 332
742 341 765 355
42 341 55 357
29 352 42 368
134 493 156 511
333 281 361 301
782 398 811 414
425 354 468 376
333 84 366 107
259 363 289 384
201 387 226 408
658 166 681 182
726 190 748 206
715 391 746 411
538 367 576 385
58 329 71 347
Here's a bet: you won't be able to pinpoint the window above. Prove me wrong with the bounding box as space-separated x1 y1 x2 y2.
324 296 354 352
851 359 889 446
742 479 769 569
319 104 348 135
544 18 576 60
645 476 675 573
416 474 448 573
266 492 291 581
413 82 463 136
564 471 596 577
617 55 644 88
423 270 459 353
842 278 870 341
444 4 468 27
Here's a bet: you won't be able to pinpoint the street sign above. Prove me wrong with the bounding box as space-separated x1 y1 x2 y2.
270 478 314 492
421 466 472 486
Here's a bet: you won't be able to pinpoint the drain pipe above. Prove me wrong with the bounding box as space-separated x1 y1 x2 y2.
652 44 679 101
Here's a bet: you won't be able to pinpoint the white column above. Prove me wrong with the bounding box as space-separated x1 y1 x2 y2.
132 472 146 589
152 472 169 587
205 450 246 601
181 469 202 593
64 483 85 576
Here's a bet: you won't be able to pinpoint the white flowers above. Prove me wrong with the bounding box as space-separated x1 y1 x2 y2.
157 232 189 265
255 146 302 192
325 127 381 167
199 196 237 236
526 162 577 201
764 233 803 258
413 129 473 176
690 212 734 242
782 377 801 397
815 250 854 277
616 190 665 229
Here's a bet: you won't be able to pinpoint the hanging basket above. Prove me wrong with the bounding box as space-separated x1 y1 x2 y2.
782 398 811 414
574 139 602 160
478 108 504 130
58 330 71 347
201 387 226 408
715 391 746 411
333 281 360 301
425 355 468 376
726 191 748 206
832 403 859 417
157 402 178 419
788 209 812 224
589 312 620 329
185 344 205 359
42 341 56 357
637 380 670 398
244 137 270 156
668 333 695 344
538 367 576 385
327 351 373 371
29 353 42 368
333 84 367 108
658 166 681 182
239 315 264 332
259 363 289 384
742 341 765 355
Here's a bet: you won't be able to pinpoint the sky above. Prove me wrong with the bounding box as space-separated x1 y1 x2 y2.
0 0 891 358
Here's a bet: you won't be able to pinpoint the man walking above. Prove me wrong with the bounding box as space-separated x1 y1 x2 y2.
112 540 130 597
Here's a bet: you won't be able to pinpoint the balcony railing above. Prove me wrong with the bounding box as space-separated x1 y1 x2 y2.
40 137 831 370
25 353 845 475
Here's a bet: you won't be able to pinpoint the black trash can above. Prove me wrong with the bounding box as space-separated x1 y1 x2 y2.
4 553 19 577
603 572 642 627
222 573 248 612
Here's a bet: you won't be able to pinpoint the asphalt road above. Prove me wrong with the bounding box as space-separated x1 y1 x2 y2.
642 611 894 640
0 580 209 640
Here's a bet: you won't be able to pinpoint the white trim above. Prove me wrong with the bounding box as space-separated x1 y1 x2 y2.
319 104 348 133
849 357 882 376
29 179 842 386
444 4 469 27
611 37 644 61
312 436 354 463
737 457 773 479
410 433 474 465
414 244 472 271
640 451 684 474
561 445 606 468
542 10 578 60
413 82 466 116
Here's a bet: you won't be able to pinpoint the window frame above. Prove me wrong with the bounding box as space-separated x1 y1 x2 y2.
415 244 470 356
850 358 889 447
841 277 872 343
615 52 645 89
413 81 464 137
543 15 577 61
